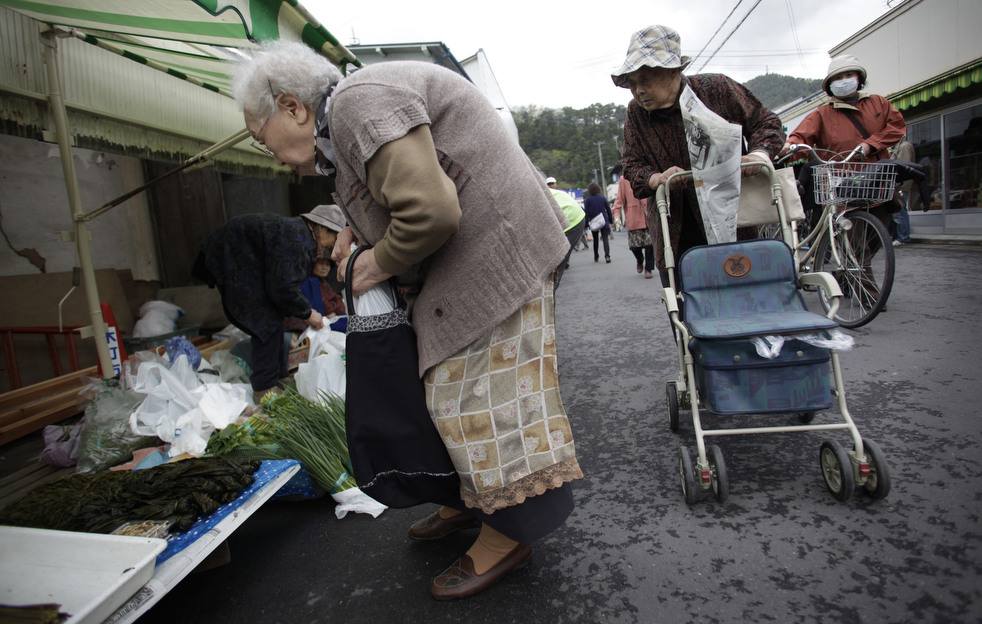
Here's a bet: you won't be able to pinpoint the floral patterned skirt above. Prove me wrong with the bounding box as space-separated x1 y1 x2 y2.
424 280 583 514
628 227 653 249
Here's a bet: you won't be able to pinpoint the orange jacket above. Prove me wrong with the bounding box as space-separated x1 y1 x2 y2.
788 93 906 162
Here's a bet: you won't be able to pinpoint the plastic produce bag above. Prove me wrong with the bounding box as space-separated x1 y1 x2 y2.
132 300 184 338
751 330 854 359
129 357 201 439
296 353 346 401
129 356 250 458
76 383 155 474
332 486 387 519
40 421 84 467
212 324 249 349
207 349 251 384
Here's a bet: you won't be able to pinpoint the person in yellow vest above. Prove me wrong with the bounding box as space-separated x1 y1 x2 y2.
546 176 586 289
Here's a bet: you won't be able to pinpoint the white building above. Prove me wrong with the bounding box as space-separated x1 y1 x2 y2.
778 0 982 237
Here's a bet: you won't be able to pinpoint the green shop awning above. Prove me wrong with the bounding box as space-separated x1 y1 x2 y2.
890 60 982 112
0 0 361 175
0 0 361 94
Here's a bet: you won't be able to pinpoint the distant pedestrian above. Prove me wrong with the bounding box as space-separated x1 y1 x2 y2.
583 182 613 263
613 174 654 278
889 136 915 245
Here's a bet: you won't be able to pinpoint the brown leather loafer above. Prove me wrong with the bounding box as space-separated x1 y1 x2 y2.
408 511 480 541
430 543 533 600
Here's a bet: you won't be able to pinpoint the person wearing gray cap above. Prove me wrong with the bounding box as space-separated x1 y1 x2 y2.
780 54 907 233
613 25 784 288
782 54 906 163
192 205 344 402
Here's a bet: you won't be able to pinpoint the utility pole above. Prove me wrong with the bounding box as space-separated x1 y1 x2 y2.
596 141 606 193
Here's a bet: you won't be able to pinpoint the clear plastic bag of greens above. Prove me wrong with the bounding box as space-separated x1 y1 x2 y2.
75 382 158 474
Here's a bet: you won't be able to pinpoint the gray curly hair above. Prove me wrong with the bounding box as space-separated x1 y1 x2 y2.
231 40 344 117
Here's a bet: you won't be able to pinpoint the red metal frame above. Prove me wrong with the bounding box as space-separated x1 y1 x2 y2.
0 326 82 391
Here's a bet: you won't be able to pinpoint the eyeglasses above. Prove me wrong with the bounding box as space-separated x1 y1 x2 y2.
250 77 277 156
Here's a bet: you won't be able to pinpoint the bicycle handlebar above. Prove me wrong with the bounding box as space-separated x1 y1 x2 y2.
777 143 865 166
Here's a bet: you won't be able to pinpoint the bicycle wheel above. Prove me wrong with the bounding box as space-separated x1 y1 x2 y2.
757 223 782 239
813 210 895 328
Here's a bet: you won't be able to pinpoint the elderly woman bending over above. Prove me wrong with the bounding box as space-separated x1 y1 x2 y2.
232 41 582 601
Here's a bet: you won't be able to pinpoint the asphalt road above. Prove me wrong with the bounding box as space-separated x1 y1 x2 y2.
136 238 982 624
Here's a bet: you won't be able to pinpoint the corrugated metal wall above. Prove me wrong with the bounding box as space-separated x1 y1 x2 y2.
0 5 286 177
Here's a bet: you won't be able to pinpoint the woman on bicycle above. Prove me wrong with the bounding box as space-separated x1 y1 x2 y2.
779 55 906 225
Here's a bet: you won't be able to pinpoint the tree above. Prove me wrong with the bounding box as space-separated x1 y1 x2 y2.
513 74 820 189
744 74 823 110
513 103 627 189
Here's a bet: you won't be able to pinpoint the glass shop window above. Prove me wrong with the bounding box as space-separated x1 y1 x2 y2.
945 104 982 210
907 116 943 212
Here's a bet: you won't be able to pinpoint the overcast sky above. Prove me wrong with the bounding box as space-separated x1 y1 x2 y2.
305 0 898 110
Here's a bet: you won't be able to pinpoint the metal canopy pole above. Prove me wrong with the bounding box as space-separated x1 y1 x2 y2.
41 28 113 377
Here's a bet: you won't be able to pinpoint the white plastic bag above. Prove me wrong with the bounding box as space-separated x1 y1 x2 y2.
132 300 184 338
332 486 387 519
301 326 347 359
129 356 250 457
348 242 397 316
296 353 346 401
751 330 854 359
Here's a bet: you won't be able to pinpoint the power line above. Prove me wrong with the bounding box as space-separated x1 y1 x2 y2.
692 0 764 74
692 0 746 69
785 0 807 72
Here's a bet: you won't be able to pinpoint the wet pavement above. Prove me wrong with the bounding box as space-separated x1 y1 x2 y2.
131 238 982 624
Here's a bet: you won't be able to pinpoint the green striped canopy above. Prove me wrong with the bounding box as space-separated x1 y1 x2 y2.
0 0 360 95
890 60 982 112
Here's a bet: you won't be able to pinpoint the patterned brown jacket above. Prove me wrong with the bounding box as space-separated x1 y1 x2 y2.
622 73 784 270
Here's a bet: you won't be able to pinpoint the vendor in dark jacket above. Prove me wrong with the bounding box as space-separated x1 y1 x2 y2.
192 204 345 401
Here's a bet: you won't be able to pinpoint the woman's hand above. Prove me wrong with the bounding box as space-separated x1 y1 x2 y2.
305 309 325 330
648 166 688 190
741 151 771 177
337 247 393 297
330 226 356 265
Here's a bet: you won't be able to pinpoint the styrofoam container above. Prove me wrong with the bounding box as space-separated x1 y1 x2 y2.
0 526 166 624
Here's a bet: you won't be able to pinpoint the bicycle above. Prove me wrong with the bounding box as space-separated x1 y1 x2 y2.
774 144 897 329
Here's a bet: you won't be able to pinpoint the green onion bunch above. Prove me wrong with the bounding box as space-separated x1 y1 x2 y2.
258 387 356 493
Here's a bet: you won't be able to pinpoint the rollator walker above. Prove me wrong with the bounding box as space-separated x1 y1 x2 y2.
657 162 891 504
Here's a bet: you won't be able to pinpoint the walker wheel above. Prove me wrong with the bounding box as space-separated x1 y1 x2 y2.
860 439 891 500
820 440 854 502
678 446 698 505
666 382 680 433
798 412 816 424
708 444 729 503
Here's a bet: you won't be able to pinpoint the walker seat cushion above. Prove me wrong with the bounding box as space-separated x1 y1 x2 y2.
679 240 838 339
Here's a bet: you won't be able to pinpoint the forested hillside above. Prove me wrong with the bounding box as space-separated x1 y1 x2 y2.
744 73 823 109
513 74 820 189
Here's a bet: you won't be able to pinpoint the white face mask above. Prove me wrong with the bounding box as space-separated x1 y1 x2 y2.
830 76 859 98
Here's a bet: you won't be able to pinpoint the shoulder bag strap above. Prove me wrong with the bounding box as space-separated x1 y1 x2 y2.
841 109 885 159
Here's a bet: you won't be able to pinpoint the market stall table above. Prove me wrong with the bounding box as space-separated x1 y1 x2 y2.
2 459 306 624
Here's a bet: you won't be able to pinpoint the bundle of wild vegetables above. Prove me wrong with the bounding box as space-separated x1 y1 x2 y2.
204 414 280 459
258 387 356 493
